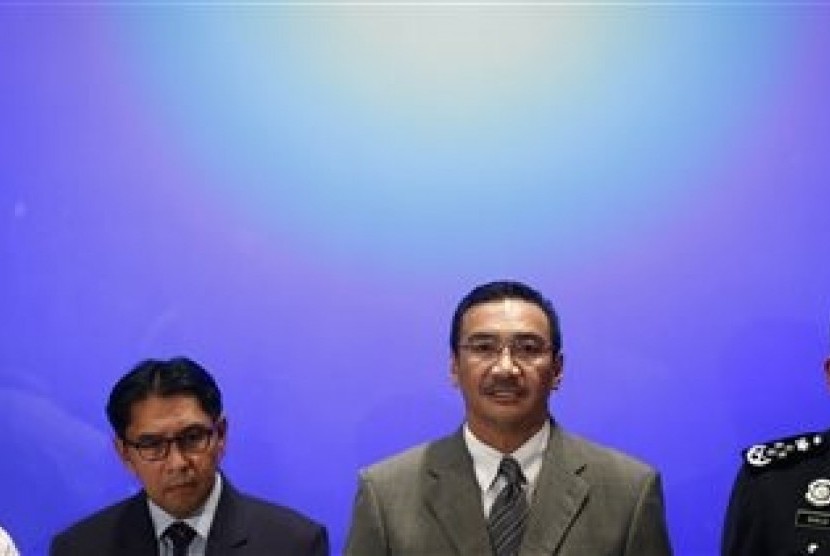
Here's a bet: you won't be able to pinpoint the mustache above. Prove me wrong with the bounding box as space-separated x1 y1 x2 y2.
480 378 524 395
164 480 196 491
164 473 196 489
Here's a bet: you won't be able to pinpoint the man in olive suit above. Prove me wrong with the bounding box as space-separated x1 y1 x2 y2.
345 280 672 556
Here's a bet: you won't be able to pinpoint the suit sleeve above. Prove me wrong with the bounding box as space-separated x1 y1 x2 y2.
344 471 388 556
721 466 760 556
624 471 673 556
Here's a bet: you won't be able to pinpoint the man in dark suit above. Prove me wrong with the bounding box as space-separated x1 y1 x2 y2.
722 356 830 556
50 357 328 556
345 280 673 556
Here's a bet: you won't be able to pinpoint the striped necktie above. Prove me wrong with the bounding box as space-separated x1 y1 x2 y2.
488 456 529 556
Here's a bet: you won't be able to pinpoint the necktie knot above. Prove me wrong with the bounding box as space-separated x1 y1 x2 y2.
164 522 196 556
498 456 525 487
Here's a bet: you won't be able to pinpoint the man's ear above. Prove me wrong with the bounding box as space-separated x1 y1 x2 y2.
114 436 136 473
551 353 564 390
215 416 228 458
450 356 460 387
216 416 228 439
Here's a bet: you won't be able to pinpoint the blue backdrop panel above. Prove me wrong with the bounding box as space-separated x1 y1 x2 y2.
1 4 829 555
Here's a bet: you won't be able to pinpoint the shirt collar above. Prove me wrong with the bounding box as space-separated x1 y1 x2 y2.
463 420 550 494
149 472 223 542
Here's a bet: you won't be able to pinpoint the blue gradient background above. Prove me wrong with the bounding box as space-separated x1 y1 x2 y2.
2 3 830 555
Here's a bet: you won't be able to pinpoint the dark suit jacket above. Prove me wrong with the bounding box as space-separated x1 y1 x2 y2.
345 423 672 556
50 478 328 556
722 430 830 556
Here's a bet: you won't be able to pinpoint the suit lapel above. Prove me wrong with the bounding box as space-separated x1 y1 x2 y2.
520 424 588 556
205 478 250 555
423 432 494 556
114 493 162 556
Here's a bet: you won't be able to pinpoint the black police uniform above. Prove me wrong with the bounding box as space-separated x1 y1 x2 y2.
723 431 830 555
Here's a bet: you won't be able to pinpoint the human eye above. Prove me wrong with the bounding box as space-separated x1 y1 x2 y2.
178 426 211 451
465 337 499 356
512 336 548 357
134 435 167 457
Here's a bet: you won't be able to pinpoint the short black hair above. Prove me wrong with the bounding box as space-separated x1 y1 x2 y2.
106 357 222 439
450 280 562 354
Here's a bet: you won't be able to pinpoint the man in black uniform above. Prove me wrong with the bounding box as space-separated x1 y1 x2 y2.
722 357 830 556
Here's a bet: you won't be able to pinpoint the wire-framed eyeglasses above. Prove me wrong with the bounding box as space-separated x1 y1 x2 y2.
458 333 555 365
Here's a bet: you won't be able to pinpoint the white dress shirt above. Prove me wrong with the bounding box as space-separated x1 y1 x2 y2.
149 472 223 556
463 420 550 517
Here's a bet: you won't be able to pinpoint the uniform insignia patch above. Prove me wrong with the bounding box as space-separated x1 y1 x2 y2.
742 432 827 472
806 480 830 507
746 444 772 467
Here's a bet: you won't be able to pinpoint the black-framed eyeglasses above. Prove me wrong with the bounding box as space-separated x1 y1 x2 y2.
123 422 220 462
459 333 554 365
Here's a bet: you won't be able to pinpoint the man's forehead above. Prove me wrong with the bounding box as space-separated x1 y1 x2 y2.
127 395 209 429
462 298 548 329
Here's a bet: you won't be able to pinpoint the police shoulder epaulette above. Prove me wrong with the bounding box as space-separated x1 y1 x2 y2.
742 431 828 472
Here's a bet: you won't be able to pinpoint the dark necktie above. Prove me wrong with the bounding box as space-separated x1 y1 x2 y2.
163 521 196 556
488 456 529 556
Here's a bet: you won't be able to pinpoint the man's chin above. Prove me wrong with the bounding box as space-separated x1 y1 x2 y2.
162 502 200 520
158 490 205 519
486 406 548 430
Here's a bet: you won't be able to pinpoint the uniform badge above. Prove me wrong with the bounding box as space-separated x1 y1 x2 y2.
746 444 772 467
743 433 828 474
806 479 830 507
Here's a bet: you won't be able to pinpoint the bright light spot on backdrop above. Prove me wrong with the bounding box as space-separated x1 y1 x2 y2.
113 5 794 273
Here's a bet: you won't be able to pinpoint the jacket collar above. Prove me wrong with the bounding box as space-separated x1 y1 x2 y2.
422 422 589 556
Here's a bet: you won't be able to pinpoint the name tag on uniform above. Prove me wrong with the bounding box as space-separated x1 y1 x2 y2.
796 509 830 529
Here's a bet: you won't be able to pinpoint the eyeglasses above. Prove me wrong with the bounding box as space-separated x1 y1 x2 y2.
124 423 219 462
458 334 554 365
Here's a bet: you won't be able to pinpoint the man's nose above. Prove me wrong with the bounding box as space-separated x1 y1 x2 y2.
492 346 519 375
164 440 191 467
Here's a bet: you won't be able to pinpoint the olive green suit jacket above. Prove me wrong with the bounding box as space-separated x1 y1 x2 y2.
345 423 672 556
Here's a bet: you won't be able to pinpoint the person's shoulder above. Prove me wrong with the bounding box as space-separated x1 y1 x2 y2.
51 495 139 548
217 484 328 552
724 430 830 535
57 496 136 532
736 430 829 476
361 441 433 479
358 433 464 484
558 429 657 478
234 490 325 533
